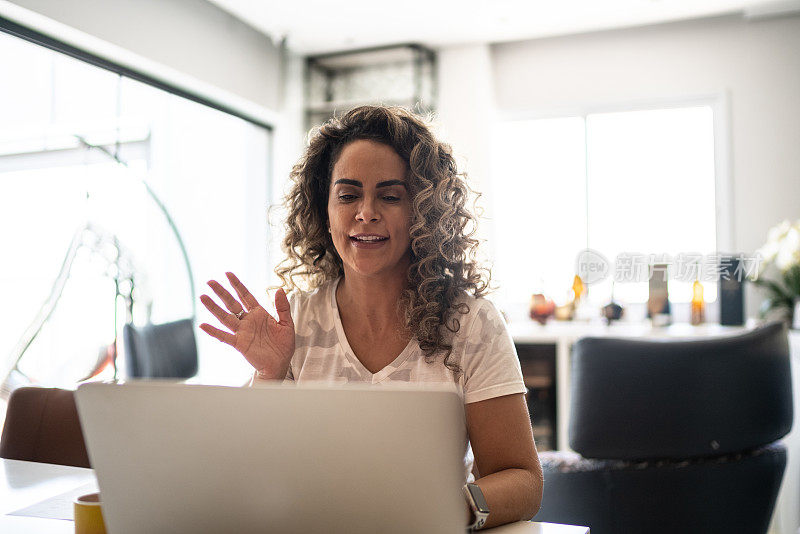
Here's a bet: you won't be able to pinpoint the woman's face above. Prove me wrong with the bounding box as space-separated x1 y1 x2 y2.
327 139 413 280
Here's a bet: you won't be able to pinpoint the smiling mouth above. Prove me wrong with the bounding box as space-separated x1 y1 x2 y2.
350 236 389 242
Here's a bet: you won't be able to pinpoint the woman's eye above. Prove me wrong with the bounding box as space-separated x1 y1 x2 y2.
383 196 400 202
338 195 357 201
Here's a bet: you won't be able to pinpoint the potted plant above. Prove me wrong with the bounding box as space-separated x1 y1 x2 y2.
751 219 800 329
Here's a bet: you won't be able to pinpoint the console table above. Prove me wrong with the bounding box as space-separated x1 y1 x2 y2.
509 319 752 452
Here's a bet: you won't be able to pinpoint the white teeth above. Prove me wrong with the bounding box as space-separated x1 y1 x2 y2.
353 236 386 241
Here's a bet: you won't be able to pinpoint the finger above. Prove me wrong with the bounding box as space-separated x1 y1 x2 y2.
200 294 238 331
274 288 293 327
207 279 245 314
199 322 235 346
225 272 261 310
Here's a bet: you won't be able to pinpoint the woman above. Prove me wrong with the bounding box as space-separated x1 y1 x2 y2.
199 105 543 529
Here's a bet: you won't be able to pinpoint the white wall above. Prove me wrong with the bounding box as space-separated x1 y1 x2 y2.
435 44 496 270
7 0 282 110
491 13 800 320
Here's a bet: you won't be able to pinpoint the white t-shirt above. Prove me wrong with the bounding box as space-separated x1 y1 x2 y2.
260 276 526 483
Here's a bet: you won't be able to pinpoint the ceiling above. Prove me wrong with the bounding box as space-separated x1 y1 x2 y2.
207 0 799 55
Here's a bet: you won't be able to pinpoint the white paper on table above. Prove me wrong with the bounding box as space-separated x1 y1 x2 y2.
7 481 98 521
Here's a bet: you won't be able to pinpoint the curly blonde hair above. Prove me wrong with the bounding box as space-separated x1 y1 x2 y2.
274 105 491 373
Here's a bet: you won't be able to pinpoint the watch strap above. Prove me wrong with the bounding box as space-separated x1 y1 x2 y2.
463 483 489 531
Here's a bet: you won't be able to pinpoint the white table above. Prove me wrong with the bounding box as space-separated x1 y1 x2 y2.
0 459 589 533
1 459 99 533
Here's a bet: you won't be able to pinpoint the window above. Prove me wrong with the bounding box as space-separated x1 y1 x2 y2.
492 105 718 317
0 30 271 388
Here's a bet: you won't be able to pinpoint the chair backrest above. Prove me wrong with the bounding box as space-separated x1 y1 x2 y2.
0 387 90 468
569 321 793 460
123 317 198 378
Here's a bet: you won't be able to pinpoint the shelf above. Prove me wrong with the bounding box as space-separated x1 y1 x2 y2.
306 97 420 115
304 44 436 131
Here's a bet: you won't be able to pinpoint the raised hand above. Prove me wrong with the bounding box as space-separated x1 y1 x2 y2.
199 272 295 380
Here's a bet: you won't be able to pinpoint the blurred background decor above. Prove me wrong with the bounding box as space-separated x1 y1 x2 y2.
601 300 624 324
690 278 705 325
752 219 800 329
0 223 143 397
305 44 436 131
0 136 200 399
530 293 556 325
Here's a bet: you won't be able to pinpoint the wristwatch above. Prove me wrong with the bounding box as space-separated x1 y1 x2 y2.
463 482 490 531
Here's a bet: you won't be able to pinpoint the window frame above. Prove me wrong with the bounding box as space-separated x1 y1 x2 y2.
495 94 732 252
493 94 732 320
0 14 277 386
0 13 274 133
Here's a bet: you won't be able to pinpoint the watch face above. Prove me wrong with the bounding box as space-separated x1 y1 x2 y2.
467 484 489 513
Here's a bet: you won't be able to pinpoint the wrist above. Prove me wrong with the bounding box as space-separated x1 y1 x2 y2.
254 363 288 381
254 369 273 381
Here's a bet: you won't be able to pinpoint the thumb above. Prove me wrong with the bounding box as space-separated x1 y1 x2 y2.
274 288 293 326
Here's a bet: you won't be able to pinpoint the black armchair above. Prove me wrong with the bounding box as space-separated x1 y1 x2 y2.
534 321 793 534
123 317 198 378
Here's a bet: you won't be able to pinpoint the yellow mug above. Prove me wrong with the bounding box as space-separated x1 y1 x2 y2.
74 492 107 534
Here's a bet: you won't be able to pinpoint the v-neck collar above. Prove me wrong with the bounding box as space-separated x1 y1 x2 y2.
330 276 415 383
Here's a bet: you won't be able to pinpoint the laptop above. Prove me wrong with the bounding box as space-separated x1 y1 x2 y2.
75 381 466 533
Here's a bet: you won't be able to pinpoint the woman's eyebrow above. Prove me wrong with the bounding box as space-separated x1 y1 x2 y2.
377 180 407 189
333 178 361 187
333 179 407 189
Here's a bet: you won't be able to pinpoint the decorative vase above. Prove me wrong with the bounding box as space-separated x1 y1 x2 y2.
602 301 624 324
529 294 555 325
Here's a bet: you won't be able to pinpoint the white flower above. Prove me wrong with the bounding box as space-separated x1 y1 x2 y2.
756 240 779 265
758 219 800 270
767 219 792 244
775 225 800 271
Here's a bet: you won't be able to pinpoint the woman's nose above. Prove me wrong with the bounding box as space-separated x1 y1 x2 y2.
355 198 380 222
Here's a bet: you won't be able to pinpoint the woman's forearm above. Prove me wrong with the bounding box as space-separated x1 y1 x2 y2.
473 467 543 529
